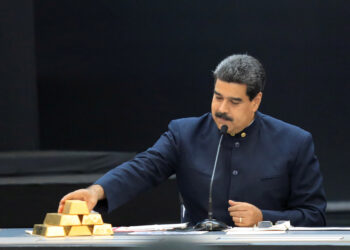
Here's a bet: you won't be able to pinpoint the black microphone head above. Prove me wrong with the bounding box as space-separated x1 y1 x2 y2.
220 125 228 134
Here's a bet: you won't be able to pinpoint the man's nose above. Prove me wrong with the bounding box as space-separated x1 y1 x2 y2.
218 100 229 113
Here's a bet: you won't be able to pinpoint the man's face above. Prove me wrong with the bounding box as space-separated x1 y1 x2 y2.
211 79 262 135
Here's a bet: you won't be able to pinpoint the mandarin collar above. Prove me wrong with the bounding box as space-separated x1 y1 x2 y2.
212 111 261 139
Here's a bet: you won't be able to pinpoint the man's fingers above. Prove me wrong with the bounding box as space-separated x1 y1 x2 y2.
58 204 63 213
228 204 249 212
228 200 246 205
228 200 263 227
228 200 235 206
86 200 97 212
232 216 248 226
228 200 249 208
57 189 93 213
229 211 245 218
58 194 71 212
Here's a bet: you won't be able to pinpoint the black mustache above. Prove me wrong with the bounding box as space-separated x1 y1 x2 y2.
215 112 233 121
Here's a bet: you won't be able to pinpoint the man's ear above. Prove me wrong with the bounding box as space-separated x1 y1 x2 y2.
252 92 263 112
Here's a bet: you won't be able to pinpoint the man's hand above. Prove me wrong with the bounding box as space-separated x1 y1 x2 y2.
58 184 105 213
228 200 263 227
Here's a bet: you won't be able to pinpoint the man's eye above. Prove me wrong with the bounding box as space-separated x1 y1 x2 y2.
231 101 239 105
215 96 223 100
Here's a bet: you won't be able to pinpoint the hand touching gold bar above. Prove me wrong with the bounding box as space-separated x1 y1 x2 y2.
33 200 113 237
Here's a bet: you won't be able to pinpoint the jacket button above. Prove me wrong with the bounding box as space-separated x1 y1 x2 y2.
232 170 239 176
234 142 240 148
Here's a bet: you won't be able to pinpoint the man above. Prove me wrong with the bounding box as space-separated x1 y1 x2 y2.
59 54 326 227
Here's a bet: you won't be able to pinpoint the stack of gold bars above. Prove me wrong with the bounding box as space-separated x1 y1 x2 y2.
33 200 113 237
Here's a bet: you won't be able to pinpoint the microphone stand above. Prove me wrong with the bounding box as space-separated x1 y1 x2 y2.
194 125 229 231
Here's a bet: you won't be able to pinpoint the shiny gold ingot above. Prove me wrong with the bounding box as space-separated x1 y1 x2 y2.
43 213 81 226
92 223 113 235
33 224 65 237
81 213 103 225
64 225 92 236
63 200 89 215
241 132 246 138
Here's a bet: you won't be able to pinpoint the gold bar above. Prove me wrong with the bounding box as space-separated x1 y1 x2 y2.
81 213 103 225
63 200 89 215
33 224 65 237
43 213 81 226
92 223 113 235
64 225 92 236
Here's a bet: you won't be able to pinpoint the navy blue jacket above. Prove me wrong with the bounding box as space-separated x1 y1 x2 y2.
95 112 326 226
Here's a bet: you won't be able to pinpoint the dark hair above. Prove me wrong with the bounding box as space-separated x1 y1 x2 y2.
213 54 266 100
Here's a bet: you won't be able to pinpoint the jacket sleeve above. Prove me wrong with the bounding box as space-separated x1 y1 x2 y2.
261 133 327 226
94 121 180 213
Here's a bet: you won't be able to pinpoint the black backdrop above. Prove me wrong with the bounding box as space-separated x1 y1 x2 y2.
0 0 38 150
1 0 350 201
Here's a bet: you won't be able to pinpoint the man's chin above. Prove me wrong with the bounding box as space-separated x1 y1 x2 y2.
213 119 229 131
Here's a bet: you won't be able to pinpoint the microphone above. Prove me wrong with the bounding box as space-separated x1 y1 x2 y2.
194 125 229 231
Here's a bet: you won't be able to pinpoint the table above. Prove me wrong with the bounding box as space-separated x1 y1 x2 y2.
1 228 350 249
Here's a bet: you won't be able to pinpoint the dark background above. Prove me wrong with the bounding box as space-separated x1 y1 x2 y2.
0 0 349 227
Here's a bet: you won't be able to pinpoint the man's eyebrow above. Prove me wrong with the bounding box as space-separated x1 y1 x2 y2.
229 97 242 102
213 90 222 96
214 90 242 102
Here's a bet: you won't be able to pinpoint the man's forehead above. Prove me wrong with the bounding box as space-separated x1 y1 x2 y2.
214 80 248 99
